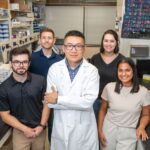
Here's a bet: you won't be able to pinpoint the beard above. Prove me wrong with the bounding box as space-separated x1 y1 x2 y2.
41 43 53 50
12 67 28 76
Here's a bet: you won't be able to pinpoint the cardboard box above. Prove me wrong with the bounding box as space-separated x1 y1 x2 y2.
11 0 31 12
0 0 8 9
10 3 19 10
19 4 31 12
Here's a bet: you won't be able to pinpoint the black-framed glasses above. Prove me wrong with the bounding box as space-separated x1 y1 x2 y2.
12 60 29 66
64 44 85 51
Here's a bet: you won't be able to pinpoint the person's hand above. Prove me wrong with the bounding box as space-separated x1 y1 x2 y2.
23 126 36 138
33 126 43 137
44 86 58 104
136 127 149 141
99 130 107 147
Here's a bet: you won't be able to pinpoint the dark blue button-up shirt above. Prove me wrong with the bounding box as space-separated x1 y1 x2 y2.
29 49 62 77
66 59 83 82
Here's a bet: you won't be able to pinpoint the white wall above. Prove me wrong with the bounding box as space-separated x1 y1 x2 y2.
45 5 150 58
45 6 83 38
84 6 116 44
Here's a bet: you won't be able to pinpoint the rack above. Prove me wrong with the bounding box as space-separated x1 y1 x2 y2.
0 0 46 63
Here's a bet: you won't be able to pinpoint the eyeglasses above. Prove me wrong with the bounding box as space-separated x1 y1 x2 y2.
12 60 29 66
64 44 85 51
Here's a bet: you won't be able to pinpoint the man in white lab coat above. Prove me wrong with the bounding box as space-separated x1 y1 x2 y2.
44 30 99 150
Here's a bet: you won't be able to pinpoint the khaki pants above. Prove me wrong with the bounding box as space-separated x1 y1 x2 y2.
12 128 46 150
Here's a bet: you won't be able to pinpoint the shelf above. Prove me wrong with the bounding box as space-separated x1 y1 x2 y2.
0 18 9 21
32 0 46 5
0 0 45 56
0 8 8 10
12 25 31 28
0 32 39 50
0 41 10 47
34 18 44 20
10 10 32 13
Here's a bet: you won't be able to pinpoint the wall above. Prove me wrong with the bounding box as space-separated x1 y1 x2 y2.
45 6 83 38
84 6 116 44
45 2 150 58
120 38 150 58
45 5 116 58
84 47 99 59
45 5 116 45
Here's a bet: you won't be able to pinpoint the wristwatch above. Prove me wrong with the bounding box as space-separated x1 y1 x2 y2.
38 124 46 129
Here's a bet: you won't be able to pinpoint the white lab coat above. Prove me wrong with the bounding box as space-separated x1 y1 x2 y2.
47 58 99 150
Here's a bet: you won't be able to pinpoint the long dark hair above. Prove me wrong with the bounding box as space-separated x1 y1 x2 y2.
100 29 119 54
115 58 139 93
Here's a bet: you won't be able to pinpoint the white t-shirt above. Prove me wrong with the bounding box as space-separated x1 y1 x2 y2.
101 82 150 128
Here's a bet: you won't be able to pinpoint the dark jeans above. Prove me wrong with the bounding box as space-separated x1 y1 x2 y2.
48 109 53 142
93 99 101 123
93 99 101 150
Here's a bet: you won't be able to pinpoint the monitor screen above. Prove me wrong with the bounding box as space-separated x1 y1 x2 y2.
136 59 150 79
130 46 149 57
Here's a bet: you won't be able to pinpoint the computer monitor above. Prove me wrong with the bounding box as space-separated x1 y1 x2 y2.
136 59 150 79
130 45 149 57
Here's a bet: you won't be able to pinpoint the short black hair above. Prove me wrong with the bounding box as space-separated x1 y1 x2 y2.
9 47 31 61
40 27 55 38
64 30 85 43
115 57 139 93
100 29 119 54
